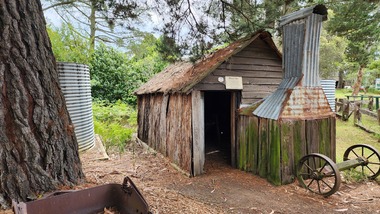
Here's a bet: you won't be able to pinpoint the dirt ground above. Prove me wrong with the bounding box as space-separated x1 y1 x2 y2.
78 139 380 214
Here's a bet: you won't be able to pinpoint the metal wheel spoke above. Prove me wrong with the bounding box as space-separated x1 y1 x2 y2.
362 147 364 157
367 152 375 159
318 162 328 173
368 162 380 165
352 150 359 158
307 179 315 188
365 165 376 175
303 162 314 172
361 165 364 175
299 172 311 176
323 173 336 178
321 179 333 190
317 180 321 194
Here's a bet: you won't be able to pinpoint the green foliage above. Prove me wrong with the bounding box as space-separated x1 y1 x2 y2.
343 169 369 183
90 44 130 103
319 27 348 79
47 23 91 64
90 34 168 105
92 101 137 152
328 1 380 66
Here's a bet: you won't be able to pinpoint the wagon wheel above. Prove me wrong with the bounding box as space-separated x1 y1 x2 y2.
297 153 341 197
343 144 380 179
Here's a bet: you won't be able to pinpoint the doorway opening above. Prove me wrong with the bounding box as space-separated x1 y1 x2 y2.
204 91 231 170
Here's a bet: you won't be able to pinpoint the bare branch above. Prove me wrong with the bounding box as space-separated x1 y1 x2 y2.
220 0 255 26
43 0 76 11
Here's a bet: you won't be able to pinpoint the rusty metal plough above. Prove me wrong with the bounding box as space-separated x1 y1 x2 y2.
13 176 150 214
297 144 380 197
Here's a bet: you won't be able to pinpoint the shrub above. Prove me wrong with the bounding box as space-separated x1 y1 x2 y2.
93 101 137 152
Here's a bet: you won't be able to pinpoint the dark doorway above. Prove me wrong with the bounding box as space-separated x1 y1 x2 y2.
204 91 231 170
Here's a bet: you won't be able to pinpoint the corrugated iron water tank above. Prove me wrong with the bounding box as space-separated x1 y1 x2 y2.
57 62 95 151
321 79 336 112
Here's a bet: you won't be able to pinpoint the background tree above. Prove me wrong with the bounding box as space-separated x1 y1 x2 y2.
43 0 146 50
319 27 348 87
151 0 316 58
327 0 380 95
47 23 91 64
0 0 84 208
90 33 168 105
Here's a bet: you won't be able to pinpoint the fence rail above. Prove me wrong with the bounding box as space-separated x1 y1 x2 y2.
336 98 380 134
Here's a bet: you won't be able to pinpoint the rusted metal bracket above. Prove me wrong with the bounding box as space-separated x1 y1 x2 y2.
13 176 150 214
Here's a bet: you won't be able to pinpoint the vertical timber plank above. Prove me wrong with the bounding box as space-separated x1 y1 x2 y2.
159 95 169 156
238 116 247 170
306 119 320 154
231 92 237 168
247 117 254 172
330 116 336 162
268 120 281 185
280 120 294 184
182 95 193 173
319 118 329 156
192 91 204 176
137 96 144 140
249 116 259 174
293 120 306 183
258 118 268 178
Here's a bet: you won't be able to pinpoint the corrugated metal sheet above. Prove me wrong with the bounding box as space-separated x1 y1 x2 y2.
253 77 300 120
135 31 281 95
279 4 327 27
281 87 334 120
58 62 95 152
253 5 328 120
321 80 336 112
302 14 323 87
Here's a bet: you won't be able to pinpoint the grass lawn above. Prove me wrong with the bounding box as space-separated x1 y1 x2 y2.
334 89 380 181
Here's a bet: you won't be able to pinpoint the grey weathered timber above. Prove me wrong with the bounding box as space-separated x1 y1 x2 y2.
196 39 282 104
192 91 205 176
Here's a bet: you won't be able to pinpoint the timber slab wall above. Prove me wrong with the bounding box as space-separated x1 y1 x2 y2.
137 93 192 173
237 113 336 185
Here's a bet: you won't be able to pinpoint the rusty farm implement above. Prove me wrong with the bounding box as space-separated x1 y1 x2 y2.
297 144 380 197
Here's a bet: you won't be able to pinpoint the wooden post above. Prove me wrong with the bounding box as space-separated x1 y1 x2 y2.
342 99 350 121
192 91 204 176
353 102 361 124
368 96 374 111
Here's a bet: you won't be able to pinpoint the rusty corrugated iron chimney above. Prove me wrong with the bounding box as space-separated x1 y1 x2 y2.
253 4 332 120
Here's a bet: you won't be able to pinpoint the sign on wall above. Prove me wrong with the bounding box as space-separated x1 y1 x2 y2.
225 76 243 90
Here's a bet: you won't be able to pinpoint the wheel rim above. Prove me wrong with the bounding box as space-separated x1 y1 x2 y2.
297 153 341 197
343 144 380 179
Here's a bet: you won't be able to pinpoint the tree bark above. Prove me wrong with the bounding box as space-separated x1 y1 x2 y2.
351 65 365 95
337 70 344 89
0 0 84 208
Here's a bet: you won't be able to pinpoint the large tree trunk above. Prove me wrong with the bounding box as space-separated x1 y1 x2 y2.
351 65 365 95
0 0 85 208
337 70 344 89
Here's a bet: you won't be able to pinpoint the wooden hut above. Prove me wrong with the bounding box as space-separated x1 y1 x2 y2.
135 31 283 176
238 5 335 185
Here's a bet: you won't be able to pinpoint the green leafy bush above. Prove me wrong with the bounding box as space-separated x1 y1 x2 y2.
93 101 137 152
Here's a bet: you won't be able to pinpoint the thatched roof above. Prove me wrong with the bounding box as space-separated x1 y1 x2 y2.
135 30 281 95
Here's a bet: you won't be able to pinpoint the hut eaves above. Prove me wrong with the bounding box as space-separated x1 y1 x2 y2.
135 31 281 95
